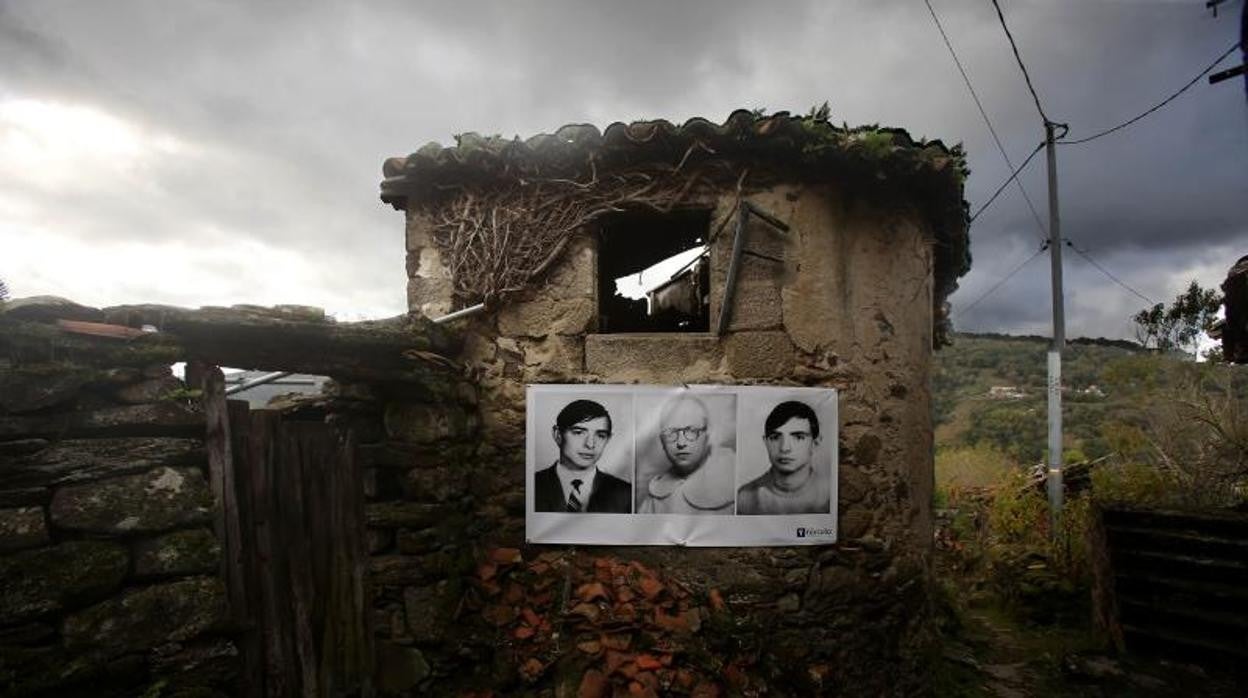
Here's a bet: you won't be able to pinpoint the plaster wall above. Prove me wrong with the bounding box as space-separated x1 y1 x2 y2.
404 181 941 693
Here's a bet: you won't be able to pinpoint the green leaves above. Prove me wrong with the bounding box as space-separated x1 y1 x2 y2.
1132 280 1222 356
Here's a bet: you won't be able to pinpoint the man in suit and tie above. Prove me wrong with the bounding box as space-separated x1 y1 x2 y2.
534 399 632 513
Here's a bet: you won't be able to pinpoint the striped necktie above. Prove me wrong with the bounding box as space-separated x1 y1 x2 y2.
567 479 584 512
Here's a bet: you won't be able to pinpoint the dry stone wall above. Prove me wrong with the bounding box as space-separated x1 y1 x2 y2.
1 299 484 696
0 358 233 697
405 182 942 695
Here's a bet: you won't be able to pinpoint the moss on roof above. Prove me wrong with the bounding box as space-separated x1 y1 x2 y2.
380 109 971 342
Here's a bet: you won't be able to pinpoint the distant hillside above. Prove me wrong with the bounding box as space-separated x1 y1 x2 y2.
933 333 1152 463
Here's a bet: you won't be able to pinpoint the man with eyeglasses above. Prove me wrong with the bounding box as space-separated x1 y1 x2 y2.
534 399 632 513
638 395 735 515
737 401 830 515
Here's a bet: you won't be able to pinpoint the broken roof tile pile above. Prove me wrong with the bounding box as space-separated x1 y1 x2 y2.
381 108 971 323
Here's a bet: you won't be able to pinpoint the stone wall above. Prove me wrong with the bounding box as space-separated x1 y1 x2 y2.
404 181 942 694
1 299 489 696
0 359 232 697
316 375 482 695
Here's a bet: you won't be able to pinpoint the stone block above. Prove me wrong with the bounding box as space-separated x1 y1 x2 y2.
403 466 468 503
0 541 128 624
370 555 437 587
142 363 175 378
541 235 595 297
376 641 430 692
839 467 871 505
114 375 185 404
724 331 795 378
384 403 476 444
0 366 93 413
726 279 783 331
95 367 142 384
853 434 882 466
0 621 55 645
497 296 594 337
520 335 584 381
75 402 204 435
840 507 874 540
396 527 444 554
50 466 212 534
148 638 240 690
366 502 444 529
404 583 452 643
0 437 204 490
62 577 228 653
585 334 725 381
133 528 220 578
406 277 453 318
0 506 49 553
0 438 49 457
0 403 203 441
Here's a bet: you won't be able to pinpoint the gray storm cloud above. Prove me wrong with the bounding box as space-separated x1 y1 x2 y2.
0 0 1243 332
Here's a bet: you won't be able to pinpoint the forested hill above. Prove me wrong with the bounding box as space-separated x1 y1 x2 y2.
932 333 1151 463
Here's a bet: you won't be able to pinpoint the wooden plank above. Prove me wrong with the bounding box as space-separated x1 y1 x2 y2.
282 423 321 697
198 363 260 697
250 410 296 698
330 426 374 696
344 427 376 697
227 399 264 698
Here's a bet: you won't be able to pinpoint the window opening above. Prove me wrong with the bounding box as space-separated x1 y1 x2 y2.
598 209 712 333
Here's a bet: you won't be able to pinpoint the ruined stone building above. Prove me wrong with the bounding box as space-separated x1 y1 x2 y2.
381 109 970 694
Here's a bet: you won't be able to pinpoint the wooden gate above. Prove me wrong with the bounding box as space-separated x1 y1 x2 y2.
200 365 374 697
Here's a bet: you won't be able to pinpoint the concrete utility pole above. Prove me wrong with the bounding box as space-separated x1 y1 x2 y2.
1044 121 1065 529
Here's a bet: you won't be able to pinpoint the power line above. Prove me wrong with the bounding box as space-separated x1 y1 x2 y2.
1060 41 1241 145
955 243 1048 320
924 0 1048 240
1065 240 1155 305
968 140 1045 223
989 0 1052 125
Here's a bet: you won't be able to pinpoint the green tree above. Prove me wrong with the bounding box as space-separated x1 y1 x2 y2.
1132 280 1222 357
0 277 9 303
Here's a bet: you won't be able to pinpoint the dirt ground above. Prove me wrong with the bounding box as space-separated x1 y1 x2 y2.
932 551 1243 697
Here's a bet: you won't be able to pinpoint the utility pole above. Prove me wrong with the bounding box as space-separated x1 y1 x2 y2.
1044 121 1065 530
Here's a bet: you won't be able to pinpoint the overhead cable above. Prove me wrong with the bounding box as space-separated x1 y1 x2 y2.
955 243 1048 320
1065 241 1155 305
989 0 1052 124
968 141 1046 223
1060 41 1242 145
923 0 1048 240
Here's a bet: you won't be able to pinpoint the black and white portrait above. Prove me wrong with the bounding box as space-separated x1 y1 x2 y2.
526 385 837 546
530 391 634 514
736 392 836 516
634 390 737 515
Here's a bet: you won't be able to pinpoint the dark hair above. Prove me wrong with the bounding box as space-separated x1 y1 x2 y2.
764 401 819 439
555 399 612 434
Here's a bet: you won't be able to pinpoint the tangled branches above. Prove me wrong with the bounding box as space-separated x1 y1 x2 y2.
421 156 740 306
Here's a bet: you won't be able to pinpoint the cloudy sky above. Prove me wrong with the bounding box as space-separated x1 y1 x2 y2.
1 0 1244 339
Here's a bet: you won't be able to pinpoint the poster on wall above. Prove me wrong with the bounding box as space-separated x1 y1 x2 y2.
526 384 838 546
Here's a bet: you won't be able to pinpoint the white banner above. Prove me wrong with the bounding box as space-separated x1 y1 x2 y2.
526 384 838 546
